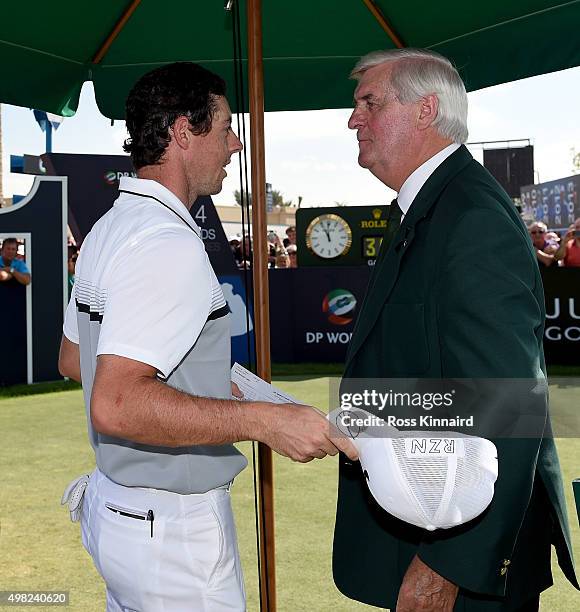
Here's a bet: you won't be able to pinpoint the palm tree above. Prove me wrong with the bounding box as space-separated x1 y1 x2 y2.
234 188 294 208
234 189 252 207
572 147 580 174
271 189 293 207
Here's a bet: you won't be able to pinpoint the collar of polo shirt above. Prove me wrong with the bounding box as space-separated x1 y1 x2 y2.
118 177 201 237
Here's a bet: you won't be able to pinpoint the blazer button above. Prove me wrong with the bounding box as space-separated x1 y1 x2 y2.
499 559 511 576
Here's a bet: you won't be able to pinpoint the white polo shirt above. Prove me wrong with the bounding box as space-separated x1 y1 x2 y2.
64 177 247 494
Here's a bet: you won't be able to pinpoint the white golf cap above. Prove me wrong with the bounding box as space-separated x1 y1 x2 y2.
329 409 498 531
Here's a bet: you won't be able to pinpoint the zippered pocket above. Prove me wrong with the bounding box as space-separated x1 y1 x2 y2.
105 502 155 538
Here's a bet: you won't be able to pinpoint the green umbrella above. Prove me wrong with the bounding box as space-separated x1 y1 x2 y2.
1 0 580 117
2 2 579 610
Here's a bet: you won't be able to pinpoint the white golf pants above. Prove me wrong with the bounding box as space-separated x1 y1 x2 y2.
81 468 246 611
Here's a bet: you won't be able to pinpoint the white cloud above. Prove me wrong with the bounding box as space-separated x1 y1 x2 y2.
467 101 499 136
2 172 34 199
265 109 352 142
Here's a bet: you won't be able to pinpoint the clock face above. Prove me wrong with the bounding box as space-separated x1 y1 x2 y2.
306 214 352 259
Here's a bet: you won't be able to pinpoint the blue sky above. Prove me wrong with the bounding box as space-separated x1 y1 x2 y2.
2 64 580 207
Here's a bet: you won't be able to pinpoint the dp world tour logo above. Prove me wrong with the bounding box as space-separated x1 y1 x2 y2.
322 289 357 325
104 170 136 185
104 170 117 185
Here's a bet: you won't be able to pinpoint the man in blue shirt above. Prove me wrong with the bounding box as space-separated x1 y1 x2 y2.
0 238 31 285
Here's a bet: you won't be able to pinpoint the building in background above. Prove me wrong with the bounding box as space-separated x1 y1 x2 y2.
216 204 296 238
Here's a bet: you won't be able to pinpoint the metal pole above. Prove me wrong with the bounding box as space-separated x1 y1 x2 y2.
247 0 276 609
46 122 52 153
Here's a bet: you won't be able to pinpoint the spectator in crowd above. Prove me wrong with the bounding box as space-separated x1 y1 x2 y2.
241 235 252 259
0 238 31 285
68 245 79 296
268 231 291 268
528 222 556 266
287 244 298 268
228 235 240 253
267 231 278 268
553 217 580 267
229 235 242 266
285 225 296 246
236 235 252 269
275 249 290 268
544 231 560 251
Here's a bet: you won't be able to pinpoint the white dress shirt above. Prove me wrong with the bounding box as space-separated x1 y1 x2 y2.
397 143 461 218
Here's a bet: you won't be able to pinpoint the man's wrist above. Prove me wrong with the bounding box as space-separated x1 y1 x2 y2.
9 267 15 275
238 400 271 443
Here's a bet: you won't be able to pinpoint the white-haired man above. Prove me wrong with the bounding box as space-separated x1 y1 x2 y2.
333 49 578 611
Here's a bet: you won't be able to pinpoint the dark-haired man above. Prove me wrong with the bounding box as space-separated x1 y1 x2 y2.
59 62 356 611
0 238 31 285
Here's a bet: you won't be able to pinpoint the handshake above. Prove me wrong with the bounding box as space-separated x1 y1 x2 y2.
256 400 359 463
231 369 359 464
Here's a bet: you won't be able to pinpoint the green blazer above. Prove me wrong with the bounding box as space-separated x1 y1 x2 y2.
333 146 578 610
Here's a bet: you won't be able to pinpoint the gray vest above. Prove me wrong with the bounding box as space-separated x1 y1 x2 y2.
75 205 247 494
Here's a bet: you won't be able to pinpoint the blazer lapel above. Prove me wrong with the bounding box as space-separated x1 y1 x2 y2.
345 145 474 371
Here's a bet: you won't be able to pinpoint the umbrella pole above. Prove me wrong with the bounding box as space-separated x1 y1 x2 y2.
247 0 277 610
361 0 405 48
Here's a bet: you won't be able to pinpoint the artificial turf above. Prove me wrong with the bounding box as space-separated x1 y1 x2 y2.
0 376 579 611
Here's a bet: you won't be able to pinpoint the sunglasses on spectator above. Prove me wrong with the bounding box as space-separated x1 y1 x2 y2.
530 230 545 234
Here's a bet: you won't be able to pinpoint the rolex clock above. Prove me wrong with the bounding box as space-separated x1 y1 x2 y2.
305 214 352 259
297 205 389 267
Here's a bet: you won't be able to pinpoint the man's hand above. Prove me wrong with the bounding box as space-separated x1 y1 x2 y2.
231 382 243 399
0 268 13 282
260 403 359 463
397 555 458 612
0 265 31 285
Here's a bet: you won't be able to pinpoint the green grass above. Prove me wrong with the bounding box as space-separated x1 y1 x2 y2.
0 379 81 399
0 360 577 399
547 365 580 377
1 377 579 611
0 365 337 401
